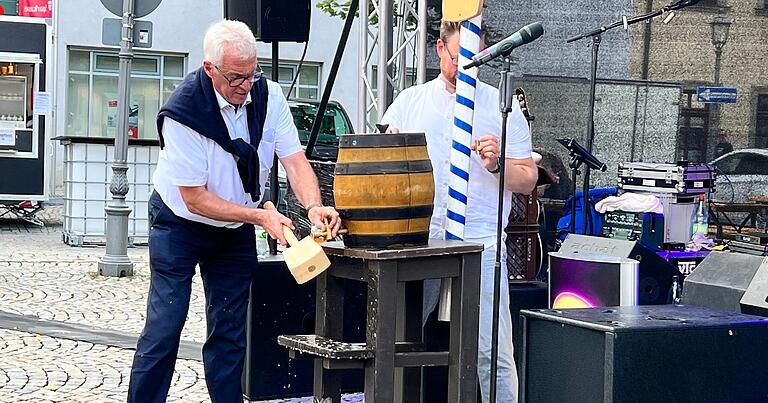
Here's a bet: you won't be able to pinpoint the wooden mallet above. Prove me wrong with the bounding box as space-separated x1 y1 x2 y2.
264 202 330 284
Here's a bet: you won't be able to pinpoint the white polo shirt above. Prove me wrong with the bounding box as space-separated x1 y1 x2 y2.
153 79 302 228
381 76 532 241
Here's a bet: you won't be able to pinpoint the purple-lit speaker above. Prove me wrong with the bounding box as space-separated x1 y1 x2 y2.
548 252 639 309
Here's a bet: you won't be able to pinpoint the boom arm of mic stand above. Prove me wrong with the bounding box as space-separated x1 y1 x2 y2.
566 5 672 43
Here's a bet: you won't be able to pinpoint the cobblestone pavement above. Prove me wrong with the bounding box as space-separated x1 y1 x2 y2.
0 208 362 402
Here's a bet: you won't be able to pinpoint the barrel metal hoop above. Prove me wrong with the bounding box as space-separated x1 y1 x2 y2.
334 160 433 175
337 205 434 220
338 133 427 148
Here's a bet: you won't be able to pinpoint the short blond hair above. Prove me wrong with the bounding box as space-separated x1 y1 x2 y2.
439 20 486 43
203 20 257 65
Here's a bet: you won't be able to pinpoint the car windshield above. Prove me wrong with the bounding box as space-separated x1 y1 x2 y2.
289 102 352 161
716 152 768 175
290 103 350 144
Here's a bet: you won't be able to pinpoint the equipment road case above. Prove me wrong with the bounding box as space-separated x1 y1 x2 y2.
618 162 715 195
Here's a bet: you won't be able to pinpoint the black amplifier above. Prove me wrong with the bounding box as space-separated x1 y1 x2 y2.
726 232 768 245
602 211 665 250
728 240 768 256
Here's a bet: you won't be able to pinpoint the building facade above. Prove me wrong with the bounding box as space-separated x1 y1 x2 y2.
631 0 768 160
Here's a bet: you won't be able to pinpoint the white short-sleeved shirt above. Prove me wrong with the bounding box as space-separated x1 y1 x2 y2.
381 76 533 241
153 79 302 228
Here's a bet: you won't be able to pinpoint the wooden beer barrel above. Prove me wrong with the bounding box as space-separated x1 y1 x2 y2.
333 133 434 248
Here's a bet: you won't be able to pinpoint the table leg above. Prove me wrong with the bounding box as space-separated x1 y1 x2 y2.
400 281 423 402
365 260 398 403
448 252 481 402
314 271 344 403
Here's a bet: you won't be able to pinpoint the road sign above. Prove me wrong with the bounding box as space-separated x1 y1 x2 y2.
697 86 737 104
100 0 162 19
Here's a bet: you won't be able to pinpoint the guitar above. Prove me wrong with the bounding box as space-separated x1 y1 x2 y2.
516 87 534 128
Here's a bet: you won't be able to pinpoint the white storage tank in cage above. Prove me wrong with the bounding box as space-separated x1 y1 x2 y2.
58 137 159 246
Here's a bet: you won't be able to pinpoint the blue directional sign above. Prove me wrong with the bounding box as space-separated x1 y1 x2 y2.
697 86 737 104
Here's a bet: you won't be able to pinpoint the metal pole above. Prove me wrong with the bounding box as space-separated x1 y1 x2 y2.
714 48 722 86
416 0 427 84
268 42 280 255
357 0 369 132
99 0 135 277
708 48 722 162
377 0 393 114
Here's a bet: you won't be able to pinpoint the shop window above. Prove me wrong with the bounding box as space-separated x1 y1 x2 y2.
755 94 768 148
65 49 186 140
262 62 322 100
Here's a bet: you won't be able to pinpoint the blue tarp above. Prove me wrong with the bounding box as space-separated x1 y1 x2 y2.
557 187 617 236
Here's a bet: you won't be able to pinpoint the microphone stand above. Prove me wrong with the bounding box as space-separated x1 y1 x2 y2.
565 0 695 235
489 55 515 403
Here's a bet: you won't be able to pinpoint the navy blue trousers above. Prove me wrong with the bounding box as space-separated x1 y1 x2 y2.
128 192 257 403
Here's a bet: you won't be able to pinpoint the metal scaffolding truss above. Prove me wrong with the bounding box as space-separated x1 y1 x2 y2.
357 0 428 133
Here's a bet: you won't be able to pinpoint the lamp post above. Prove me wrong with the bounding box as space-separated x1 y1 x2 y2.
707 15 731 161
710 15 731 86
99 0 135 277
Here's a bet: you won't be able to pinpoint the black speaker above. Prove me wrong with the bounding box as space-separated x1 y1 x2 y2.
682 252 766 314
558 234 681 305
224 0 311 43
520 305 768 403
740 256 768 316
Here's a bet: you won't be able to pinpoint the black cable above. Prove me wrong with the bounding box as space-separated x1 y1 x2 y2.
713 166 735 204
287 41 309 100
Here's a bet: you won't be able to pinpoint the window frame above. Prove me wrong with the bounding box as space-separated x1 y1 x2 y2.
677 88 711 163
261 60 323 101
755 93 768 148
65 47 187 140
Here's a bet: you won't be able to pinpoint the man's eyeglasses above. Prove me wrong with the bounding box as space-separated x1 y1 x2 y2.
443 47 459 65
214 64 264 87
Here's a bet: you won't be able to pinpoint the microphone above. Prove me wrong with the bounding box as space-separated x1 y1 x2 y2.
463 22 544 69
557 138 608 172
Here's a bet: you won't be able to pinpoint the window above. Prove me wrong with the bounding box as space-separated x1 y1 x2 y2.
755 94 768 148
65 49 186 140
0 0 18 15
261 62 321 100
677 89 711 162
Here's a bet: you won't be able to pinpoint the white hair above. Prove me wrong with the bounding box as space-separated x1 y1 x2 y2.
203 20 258 65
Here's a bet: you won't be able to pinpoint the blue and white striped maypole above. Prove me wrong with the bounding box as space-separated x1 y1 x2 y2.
446 15 482 242
438 15 482 321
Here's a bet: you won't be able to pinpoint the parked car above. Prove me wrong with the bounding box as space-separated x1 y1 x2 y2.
710 148 768 203
289 99 354 161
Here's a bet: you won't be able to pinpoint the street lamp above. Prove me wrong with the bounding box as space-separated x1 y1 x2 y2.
710 15 731 85
706 15 731 162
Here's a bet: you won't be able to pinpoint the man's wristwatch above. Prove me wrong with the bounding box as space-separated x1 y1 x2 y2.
487 158 501 174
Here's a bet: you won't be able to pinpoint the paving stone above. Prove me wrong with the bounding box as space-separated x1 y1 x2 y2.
0 227 365 402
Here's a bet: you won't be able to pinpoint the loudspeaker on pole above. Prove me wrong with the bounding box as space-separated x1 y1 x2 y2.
224 0 311 43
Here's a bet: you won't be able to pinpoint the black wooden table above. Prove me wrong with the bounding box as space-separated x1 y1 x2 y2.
288 239 483 403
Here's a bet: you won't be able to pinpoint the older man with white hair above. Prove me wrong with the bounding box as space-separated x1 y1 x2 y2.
127 20 339 402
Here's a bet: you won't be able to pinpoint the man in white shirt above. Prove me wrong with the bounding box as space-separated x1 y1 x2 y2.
128 20 340 403
381 20 538 403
